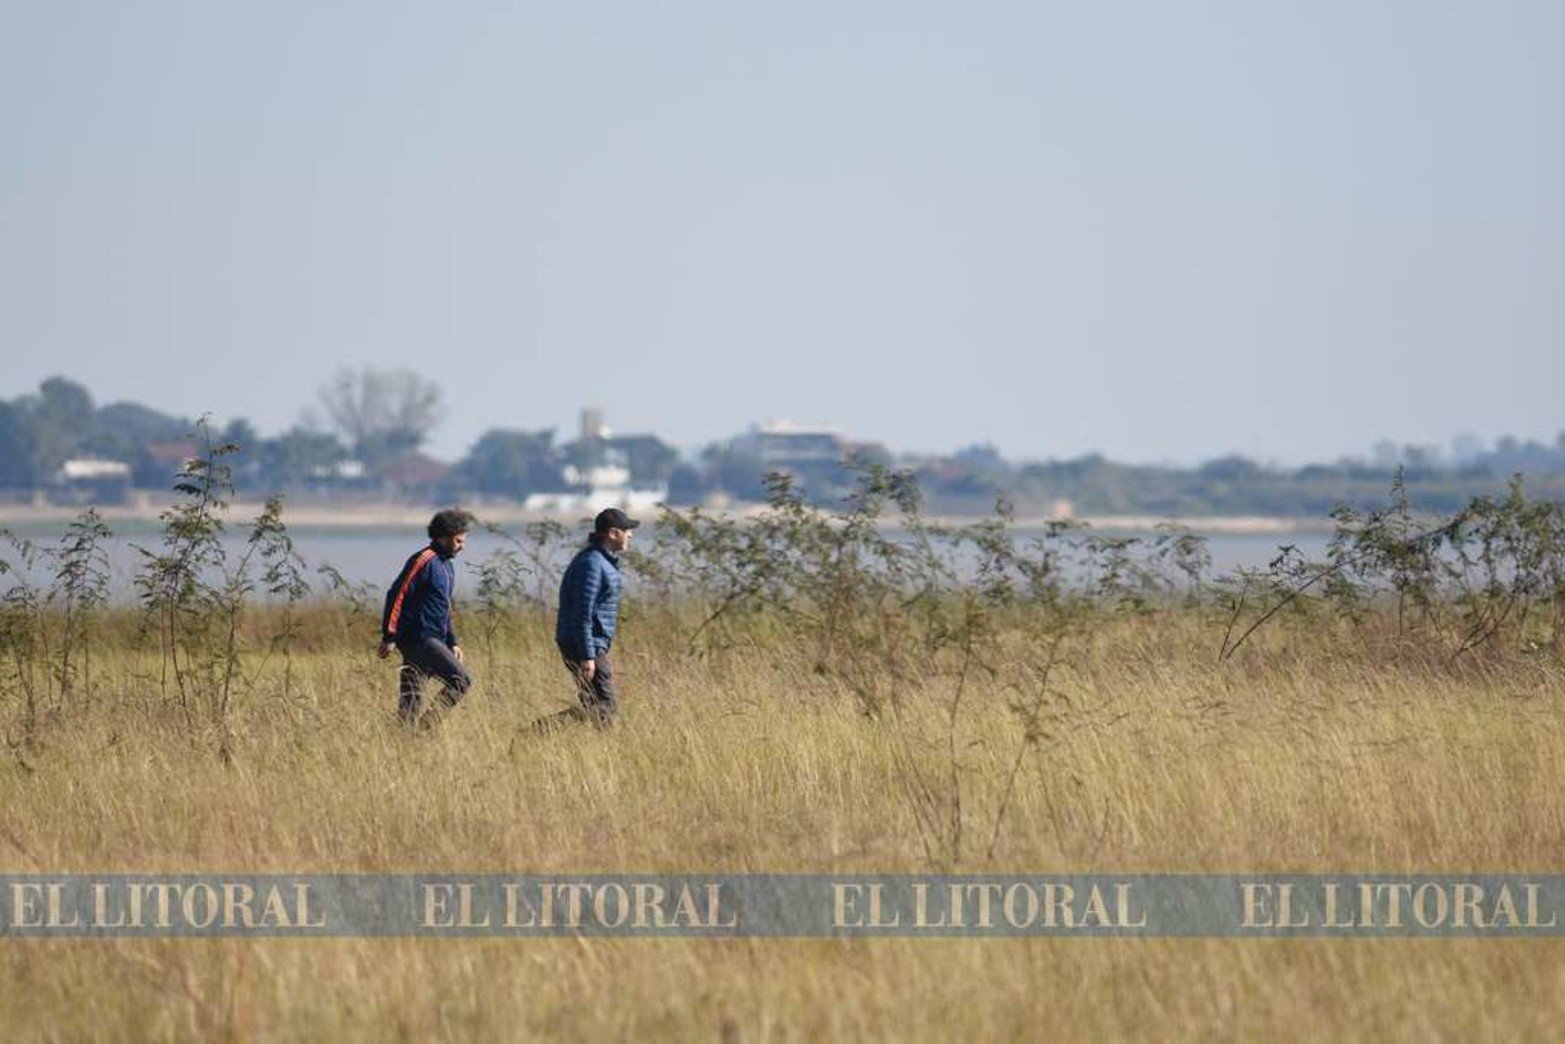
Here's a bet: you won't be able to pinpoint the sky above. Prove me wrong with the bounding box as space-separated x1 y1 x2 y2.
1 1 1560 467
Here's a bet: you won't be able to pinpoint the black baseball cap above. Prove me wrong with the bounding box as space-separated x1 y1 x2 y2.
594 507 641 533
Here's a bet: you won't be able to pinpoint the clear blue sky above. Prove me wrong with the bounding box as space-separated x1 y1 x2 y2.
2 1 1560 465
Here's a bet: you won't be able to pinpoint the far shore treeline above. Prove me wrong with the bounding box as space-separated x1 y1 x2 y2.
2 372 1563 518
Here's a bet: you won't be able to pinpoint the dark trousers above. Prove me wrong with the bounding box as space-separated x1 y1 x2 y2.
398 636 472 724
557 648 617 728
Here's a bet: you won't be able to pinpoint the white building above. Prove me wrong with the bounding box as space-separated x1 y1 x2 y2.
53 458 133 504
58 459 132 483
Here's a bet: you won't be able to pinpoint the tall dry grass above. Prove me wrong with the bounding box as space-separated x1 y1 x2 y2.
3 605 1563 1040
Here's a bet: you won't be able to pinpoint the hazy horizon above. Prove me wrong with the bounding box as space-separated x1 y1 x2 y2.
4 2 1560 467
5 370 1565 472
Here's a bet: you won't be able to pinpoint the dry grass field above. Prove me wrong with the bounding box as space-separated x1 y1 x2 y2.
3 604 1563 1041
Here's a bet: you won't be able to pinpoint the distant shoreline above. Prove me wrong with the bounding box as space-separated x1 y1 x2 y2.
0 500 1338 536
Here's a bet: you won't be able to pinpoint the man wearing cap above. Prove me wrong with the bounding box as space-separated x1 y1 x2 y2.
550 507 639 727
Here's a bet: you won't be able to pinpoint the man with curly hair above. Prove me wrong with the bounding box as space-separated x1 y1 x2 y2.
379 508 472 727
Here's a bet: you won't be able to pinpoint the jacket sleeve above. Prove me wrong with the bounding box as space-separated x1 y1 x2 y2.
443 563 459 648
562 557 603 661
381 556 413 642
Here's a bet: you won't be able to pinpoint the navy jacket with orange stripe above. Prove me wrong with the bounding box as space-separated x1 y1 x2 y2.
381 544 459 649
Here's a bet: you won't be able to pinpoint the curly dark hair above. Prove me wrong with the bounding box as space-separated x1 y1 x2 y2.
427 508 471 541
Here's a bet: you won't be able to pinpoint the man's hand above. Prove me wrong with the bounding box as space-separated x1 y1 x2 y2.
377 640 393 660
452 645 465 664
578 659 596 683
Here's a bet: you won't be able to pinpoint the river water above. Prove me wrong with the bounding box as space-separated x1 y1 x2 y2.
0 519 1331 603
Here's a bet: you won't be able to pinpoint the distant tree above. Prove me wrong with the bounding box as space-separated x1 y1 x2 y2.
929 443 1004 498
1401 444 1443 477
89 400 194 487
1450 431 1485 466
666 462 708 505
1198 455 1262 482
618 436 679 485
221 417 262 490
318 367 444 469
457 429 566 497
952 443 1006 470
40 376 95 426
221 417 258 448
30 376 97 474
920 461 994 498
1371 439 1400 470
1021 454 1107 484
94 401 190 447
259 428 348 489
700 443 768 501
0 400 39 488
845 442 894 472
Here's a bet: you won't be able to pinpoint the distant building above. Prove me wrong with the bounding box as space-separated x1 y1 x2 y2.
562 461 631 490
381 452 451 495
540 409 672 513
580 407 607 441
54 458 131 504
522 488 665 516
708 420 891 503
144 440 200 472
729 420 846 467
309 460 367 482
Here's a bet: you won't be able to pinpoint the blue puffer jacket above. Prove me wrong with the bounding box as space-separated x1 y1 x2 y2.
555 541 623 661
